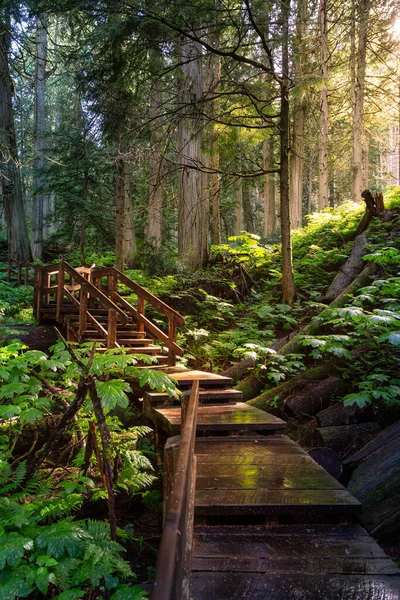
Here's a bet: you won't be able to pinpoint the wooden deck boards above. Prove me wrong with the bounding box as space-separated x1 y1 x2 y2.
153 403 286 435
190 525 400 599
194 436 360 516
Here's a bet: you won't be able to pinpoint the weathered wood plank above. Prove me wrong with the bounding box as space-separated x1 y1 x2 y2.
195 471 344 491
195 488 361 516
152 403 286 435
190 572 400 599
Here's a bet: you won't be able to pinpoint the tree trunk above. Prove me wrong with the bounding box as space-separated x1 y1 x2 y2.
0 11 31 262
290 0 307 229
351 0 370 203
32 12 48 260
235 176 243 235
115 139 126 271
147 49 164 248
263 136 276 235
124 170 136 266
178 37 208 269
318 0 329 211
242 185 254 233
280 0 295 305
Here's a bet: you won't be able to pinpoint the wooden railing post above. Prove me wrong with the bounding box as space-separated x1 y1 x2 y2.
137 296 145 333
56 263 65 323
168 317 177 366
79 283 88 340
107 308 117 349
17 262 22 286
24 265 28 286
34 266 43 321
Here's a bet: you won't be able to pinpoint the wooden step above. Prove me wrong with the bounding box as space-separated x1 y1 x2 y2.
143 388 243 407
168 370 233 389
149 403 286 436
190 524 400 599
194 436 361 517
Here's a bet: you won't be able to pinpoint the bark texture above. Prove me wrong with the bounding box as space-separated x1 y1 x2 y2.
147 49 164 248
290 0 307 229
351 0 370 203
280 0 295 305
0 12 31 261
32 13 48 260
178 37 208 269
318 0 329 210
263 137 276 235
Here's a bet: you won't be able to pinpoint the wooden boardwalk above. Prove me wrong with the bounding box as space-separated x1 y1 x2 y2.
148 369 400 600
13 264 399 599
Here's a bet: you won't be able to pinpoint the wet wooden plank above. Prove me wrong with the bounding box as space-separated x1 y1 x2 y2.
169 370 233 388
195 436 307 457
195 471 344 491
153 404 286 435
196 461 339 477
144 388 243 405
194 523 369 537
195 488 361 516
190 572 400 599
192 556 399 575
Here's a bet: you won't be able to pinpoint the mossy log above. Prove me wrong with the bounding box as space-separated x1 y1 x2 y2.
235 371 265 402
279 261 378 356
316 402 374 427
323 235 367 303
313 422 380 454
284 376 349 419
246 361 338 415
346 422 400 538
222 358 255 386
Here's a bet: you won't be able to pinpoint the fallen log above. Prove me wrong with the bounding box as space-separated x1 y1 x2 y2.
323 235 367 303
279 262 378 356
346 421 400 538
284 376 348 419
309 447 342 480
246 361 339 415
313 422 380 454
315 402 374 427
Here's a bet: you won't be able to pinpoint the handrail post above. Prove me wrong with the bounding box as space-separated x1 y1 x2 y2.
79 283 88 340
137 295 145 333
168 317 177 366
24 265 28 286
107 309 117 349
17 262 21 286
56 263 65 323
34 266 43 321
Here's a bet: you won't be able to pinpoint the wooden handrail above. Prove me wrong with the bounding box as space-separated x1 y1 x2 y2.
91 266 184 364
113 293 184 357
152 380 199 600
60 262 128 326
7 258 35 286
92 267 185 326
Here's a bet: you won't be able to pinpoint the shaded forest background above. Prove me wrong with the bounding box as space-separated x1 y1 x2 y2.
1 0 400 288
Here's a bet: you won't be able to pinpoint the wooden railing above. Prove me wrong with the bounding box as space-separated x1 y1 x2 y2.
7 259 35 286
34 261 128 348
91 267 184 365
152 380 199 600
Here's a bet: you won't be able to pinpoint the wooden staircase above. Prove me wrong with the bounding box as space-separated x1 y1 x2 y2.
33 261 184 365
150 370 400 600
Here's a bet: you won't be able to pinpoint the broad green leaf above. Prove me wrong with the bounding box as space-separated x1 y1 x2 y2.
0 405 21 420
19 408 43 424
35 567 49 595
95 380 131 411
343 392 372 409
0 382 28 400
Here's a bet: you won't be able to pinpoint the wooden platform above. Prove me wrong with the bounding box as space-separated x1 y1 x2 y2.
194 436 361 517
191 524 400 599
152 403 287 435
